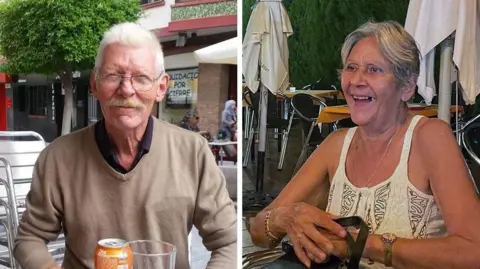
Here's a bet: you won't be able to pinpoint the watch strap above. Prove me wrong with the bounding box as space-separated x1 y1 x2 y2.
384 241 393 266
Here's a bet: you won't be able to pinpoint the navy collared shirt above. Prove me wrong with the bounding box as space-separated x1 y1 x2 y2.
94 116 153 174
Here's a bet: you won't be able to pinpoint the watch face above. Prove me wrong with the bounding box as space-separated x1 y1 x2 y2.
382 233 397 242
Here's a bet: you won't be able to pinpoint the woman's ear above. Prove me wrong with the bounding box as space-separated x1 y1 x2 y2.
400 77 417 102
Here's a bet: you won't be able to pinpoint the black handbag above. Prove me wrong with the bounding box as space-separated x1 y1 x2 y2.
262 216 369 269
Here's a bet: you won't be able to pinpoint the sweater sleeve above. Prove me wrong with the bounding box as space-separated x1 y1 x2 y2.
193 141 237 268
13 149 63 269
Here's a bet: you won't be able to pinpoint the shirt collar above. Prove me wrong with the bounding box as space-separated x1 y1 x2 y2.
95 116 153 159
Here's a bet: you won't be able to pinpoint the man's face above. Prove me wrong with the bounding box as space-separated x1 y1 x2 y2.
90 43 169 130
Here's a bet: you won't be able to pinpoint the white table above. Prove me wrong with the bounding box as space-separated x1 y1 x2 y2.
208 141 237 165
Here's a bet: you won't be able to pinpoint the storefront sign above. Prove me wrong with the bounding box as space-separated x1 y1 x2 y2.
166 68 198 107
6 97 12 109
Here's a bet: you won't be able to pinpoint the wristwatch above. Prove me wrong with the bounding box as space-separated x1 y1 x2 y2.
380 233 397 267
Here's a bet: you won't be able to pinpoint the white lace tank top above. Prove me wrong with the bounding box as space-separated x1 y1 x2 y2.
325 116 446 268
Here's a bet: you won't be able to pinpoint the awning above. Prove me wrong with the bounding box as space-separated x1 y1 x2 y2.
194 37 237 65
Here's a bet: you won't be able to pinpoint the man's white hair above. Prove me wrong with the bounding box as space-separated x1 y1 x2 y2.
94 22 165 75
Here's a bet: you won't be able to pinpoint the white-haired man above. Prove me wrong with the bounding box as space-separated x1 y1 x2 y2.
13 22 237 269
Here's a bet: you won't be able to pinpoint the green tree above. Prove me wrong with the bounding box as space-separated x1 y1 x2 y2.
0 0 141 135
287 0 410 88
242 0 256 38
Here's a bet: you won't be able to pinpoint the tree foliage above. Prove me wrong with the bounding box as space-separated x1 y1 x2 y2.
242 0 256 39
0 0 141 74
242 0 409 87
287 0 410 88
0 0 141 134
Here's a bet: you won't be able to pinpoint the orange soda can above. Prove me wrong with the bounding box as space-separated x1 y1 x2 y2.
94 238 133 269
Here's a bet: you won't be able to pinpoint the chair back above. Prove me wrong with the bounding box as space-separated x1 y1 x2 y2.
249 90 281 124
291 94 327 143
0 131 46 211
464 121 480 165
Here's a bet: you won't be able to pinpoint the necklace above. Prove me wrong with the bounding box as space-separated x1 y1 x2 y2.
355 124 400 188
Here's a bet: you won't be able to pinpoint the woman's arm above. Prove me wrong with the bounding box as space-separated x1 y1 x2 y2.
362 119 480 268
249 129 347 248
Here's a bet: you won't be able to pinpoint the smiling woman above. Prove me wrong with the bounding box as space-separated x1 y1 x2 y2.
248 21 480 269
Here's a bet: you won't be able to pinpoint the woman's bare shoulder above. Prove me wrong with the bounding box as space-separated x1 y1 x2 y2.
320 128 350 155
317 128 351 172
413 117 455 148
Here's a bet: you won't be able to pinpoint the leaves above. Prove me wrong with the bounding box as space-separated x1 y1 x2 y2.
0 0 141 75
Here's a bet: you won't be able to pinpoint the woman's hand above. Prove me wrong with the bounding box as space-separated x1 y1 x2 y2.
317 227 351 259
271 202 347 267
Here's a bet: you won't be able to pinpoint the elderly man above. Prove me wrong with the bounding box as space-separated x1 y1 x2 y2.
13 22 237 269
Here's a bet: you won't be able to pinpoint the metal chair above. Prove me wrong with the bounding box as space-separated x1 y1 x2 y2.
0 131 65 268
455 113 480 193
276 92 297 171
243 248 284 269
243 90 254 140
291 94 337 176
242 91 291 168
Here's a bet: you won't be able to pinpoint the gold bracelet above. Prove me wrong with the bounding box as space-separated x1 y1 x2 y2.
264 209 280 243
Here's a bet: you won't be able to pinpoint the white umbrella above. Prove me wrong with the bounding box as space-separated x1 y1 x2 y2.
243 0 293 194
194 37 237 65
405 0 479 124
243 1 292 94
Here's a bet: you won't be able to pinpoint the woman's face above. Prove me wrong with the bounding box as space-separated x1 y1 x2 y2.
188 116 199 125
230 101 236 111
341 36 404 126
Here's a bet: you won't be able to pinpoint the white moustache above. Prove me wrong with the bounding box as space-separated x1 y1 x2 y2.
106 98 145 109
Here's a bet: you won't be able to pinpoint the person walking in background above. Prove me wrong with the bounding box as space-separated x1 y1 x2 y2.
219 100 237 140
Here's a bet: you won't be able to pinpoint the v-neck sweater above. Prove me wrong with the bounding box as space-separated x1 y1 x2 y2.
13 118 237 269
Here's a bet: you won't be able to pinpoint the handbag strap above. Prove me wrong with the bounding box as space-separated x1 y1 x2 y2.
280 216 370 269
333 216 369 269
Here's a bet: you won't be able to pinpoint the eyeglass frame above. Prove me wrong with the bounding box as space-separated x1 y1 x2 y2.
95 71 165 92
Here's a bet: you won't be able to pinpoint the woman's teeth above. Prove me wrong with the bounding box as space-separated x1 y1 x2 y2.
353 96 374 101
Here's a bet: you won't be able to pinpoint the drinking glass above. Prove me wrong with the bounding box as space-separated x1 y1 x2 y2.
126 240 176 269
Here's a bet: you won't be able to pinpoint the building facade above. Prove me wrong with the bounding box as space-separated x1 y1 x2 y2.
140 0 237 134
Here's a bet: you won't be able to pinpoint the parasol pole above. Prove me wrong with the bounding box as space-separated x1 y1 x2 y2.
438 36 454 124
256 83 268 194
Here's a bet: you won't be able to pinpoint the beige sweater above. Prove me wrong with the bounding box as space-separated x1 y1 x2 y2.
13 118 237 269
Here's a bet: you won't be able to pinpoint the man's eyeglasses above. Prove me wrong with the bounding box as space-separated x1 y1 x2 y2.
97 73 163 92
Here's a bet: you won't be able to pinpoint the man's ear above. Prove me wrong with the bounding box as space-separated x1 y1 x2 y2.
400 77 417 102
90 71 98 97
155 73 169 102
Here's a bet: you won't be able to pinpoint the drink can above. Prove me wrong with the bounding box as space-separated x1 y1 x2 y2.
94 238 132 269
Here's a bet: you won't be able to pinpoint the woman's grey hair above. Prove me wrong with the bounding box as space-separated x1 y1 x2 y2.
94 22 165 76
341 21 420 89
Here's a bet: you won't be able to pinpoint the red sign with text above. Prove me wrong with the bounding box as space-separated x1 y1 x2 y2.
6 97 12 109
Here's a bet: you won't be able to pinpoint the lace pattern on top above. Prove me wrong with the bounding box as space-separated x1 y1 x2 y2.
326 115 446 243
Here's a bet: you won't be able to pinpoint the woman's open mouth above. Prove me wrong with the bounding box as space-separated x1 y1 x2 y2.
353 95 375 105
